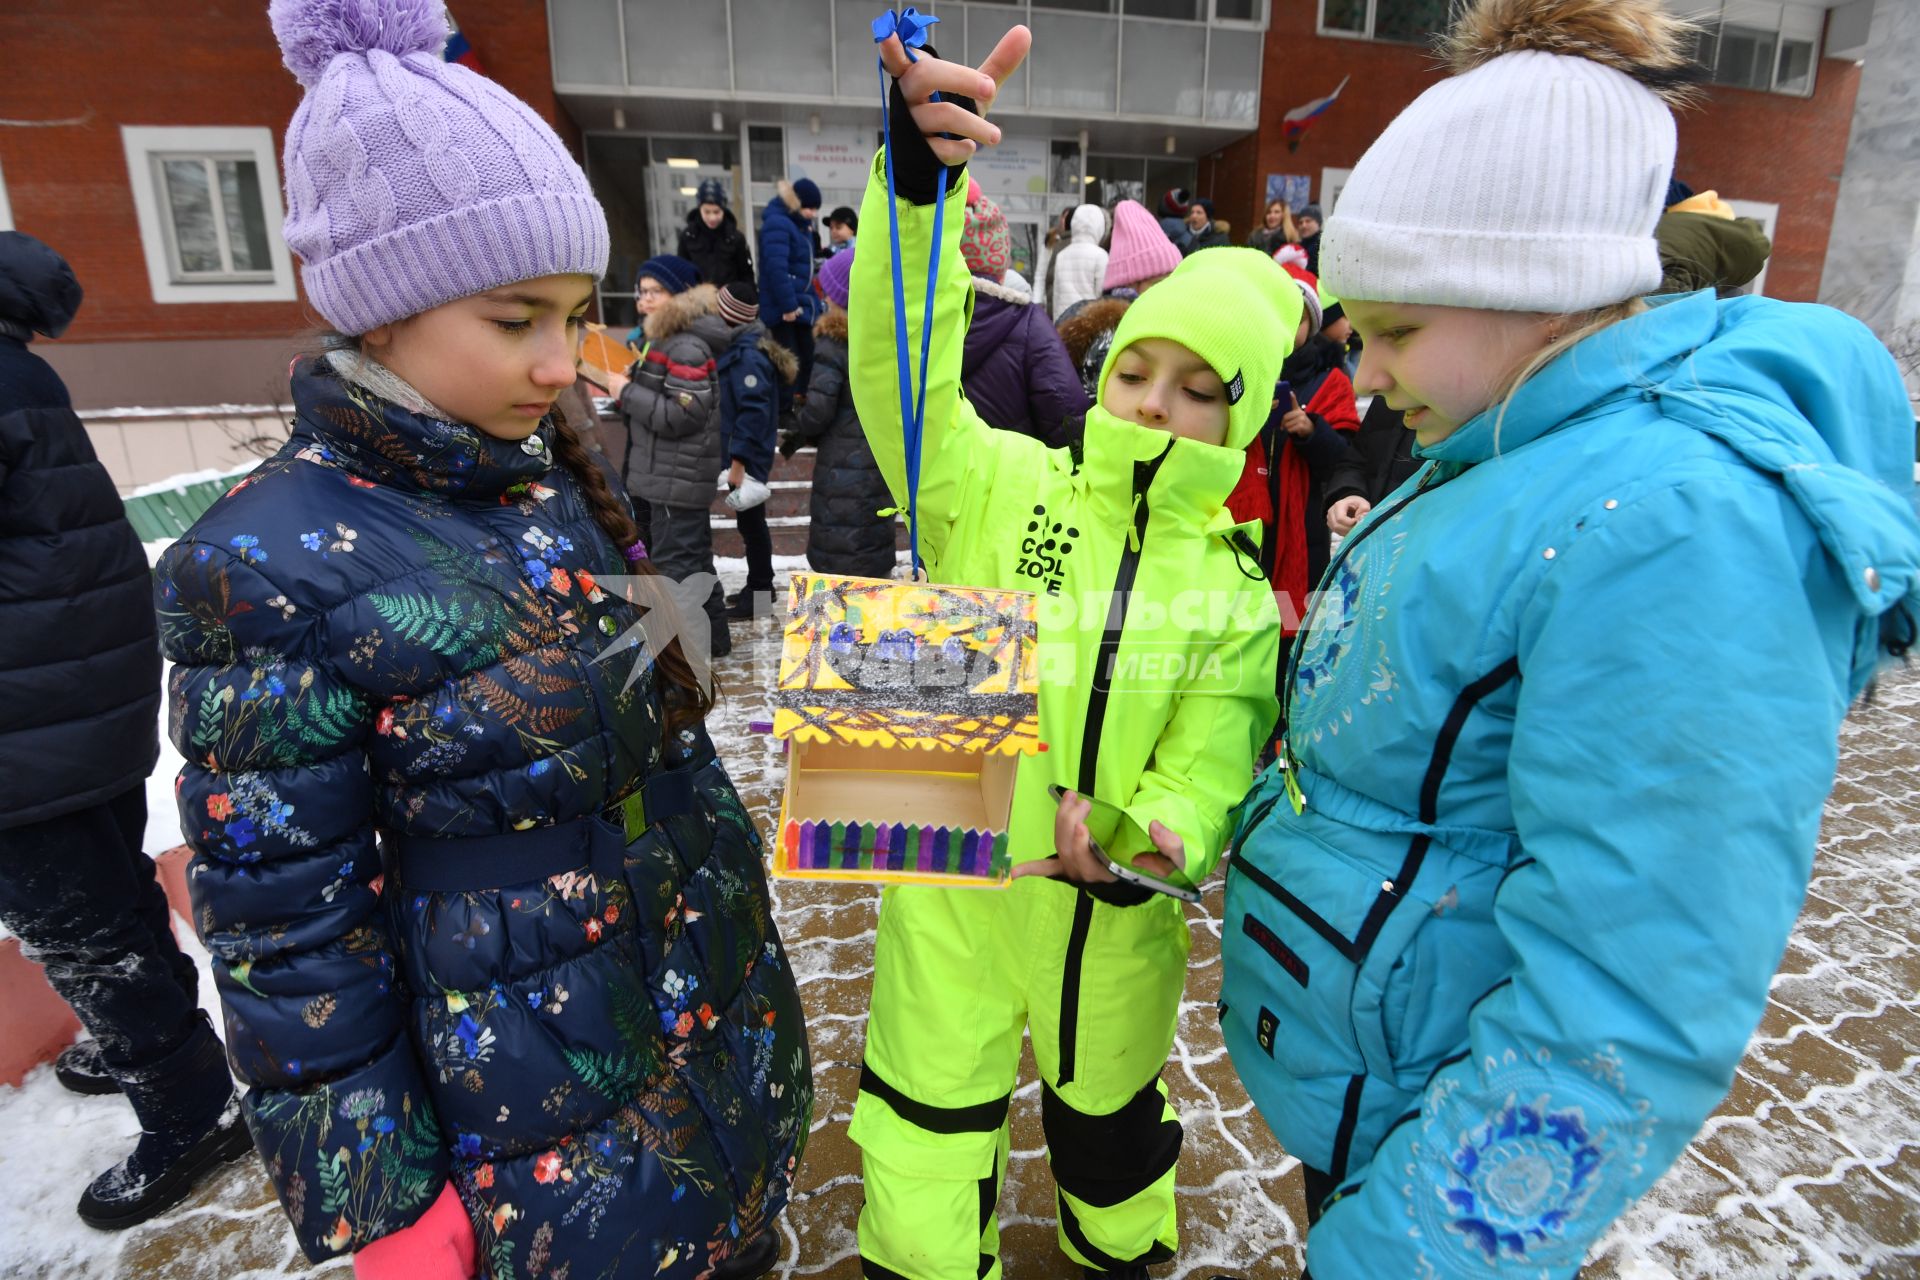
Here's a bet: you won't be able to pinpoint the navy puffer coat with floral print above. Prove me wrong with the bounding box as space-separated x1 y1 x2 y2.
154 359 811 1277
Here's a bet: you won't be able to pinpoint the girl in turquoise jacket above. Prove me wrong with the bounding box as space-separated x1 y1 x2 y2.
843 25 1297 1280
1218 3 1920 1277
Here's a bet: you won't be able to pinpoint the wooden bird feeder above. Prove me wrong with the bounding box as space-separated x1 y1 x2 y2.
770 573 1043 888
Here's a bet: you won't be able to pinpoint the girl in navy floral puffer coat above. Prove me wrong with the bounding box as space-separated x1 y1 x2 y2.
158 353 811 1279
154 3 810 1276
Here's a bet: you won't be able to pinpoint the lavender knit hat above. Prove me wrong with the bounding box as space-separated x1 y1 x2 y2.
268 0 610 334
816 247 854 309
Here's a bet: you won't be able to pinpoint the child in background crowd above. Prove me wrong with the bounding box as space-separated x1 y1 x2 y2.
1048 203 1108 318
1054 200 1182 400
678 177 754 290
714 282 797 619
826 206 860 257
1225 264 1360 638
783 247 897 580
961 187 1091 449
620 254 734 656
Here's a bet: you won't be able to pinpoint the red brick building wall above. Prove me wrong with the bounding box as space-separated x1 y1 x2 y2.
1202 6 1860 303
0 0 567 349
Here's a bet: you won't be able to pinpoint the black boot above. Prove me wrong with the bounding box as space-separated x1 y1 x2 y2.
1084 1269 1151 1280
712 1229 780 1279
77 1015 252 1230
55 1038 122 1096
724 588 775 620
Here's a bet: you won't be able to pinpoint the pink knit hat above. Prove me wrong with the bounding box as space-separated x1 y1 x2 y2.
1103 200 1182 292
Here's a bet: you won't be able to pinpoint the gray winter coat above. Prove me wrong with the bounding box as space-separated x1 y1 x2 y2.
620 284 729 509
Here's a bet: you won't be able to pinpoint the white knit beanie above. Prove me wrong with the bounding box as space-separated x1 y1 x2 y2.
1322 17 1681 314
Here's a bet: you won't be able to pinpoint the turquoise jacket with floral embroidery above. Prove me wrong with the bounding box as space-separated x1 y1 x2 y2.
1219 291 1920 1278
156 359 811 1275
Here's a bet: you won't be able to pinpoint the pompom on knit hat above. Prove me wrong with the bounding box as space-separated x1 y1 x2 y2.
717 281 759 326
1098 247 1303 451
1319 0 1692 313
961 194 1011 281
816 246 855 309
1103 200 1182 292
1279 261 1323 338
268 0 610 336
636 254 700 296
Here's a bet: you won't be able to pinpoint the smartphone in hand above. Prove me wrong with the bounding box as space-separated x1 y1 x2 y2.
1047 784 1201 903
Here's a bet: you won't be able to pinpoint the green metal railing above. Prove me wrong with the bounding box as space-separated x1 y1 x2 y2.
122 473 252 544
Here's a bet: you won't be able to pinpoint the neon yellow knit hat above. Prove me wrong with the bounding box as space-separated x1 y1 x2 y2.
1098 247 1304 449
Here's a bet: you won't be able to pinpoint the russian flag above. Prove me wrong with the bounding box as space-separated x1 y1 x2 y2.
444 16 485 75
1281 76 1349 151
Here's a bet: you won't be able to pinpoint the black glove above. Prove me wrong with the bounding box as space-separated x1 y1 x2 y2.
778 430 804 460
887 49 973 206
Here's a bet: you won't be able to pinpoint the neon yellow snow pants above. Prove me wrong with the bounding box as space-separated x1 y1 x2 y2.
849 875 1191 1279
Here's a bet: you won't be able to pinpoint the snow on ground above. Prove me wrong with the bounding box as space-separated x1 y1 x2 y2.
7 547 1916 1278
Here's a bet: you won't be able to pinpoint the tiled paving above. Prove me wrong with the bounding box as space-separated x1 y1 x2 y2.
4 606 1916 1280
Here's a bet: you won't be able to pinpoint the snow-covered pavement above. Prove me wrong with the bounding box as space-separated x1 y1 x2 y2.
3 560 1917 1279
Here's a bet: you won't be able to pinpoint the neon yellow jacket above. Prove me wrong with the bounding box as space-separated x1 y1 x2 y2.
848 157 1280 878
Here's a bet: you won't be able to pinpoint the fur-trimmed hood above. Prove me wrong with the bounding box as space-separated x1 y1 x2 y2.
1055 297 1133 372
814 308 849 343
971 275 1030 307
642 284 730 346
762 332 801 384
775 180 803 215
727 322 801 385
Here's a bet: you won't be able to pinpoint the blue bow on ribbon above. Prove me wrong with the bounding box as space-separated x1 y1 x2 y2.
871 6 938 50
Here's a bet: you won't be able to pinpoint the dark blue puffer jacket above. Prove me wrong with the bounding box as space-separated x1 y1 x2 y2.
0 232 160 830
757 185 821 326
717 321 797 484
155 359 811 1275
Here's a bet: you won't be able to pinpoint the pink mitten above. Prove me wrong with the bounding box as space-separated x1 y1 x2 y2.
352 1182 478 1280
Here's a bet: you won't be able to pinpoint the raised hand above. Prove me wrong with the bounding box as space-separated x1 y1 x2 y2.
876 23 1032 167
1281 391 1313 439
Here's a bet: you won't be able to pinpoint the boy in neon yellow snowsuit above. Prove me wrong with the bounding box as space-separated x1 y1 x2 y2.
844 28 1299 1280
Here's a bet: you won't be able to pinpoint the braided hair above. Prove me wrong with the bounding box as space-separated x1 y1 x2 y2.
544 415 716 731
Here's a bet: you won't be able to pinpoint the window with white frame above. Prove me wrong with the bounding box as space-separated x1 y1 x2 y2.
1724 198 1779 296
121 126 297 304
1319 0 1459 44
1692 21 1819 97
1320 167 1353 214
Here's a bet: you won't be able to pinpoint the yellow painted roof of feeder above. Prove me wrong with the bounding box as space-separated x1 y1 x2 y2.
773 574 1043 756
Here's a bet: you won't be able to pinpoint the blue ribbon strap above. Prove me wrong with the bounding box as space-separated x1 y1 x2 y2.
873 7 949 579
